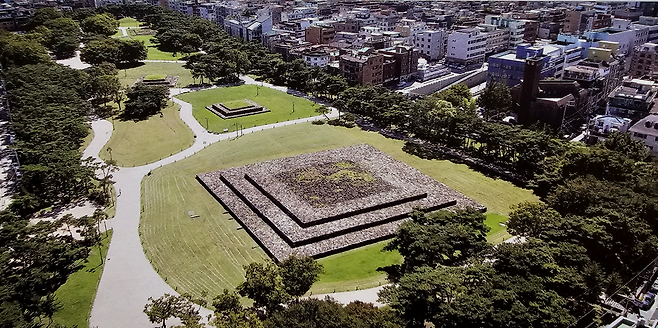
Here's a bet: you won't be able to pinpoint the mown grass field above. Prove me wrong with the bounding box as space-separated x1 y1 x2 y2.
51 231 113 328
118 62 194 88
130 34 187 61
118 17 140 27
99 102 194 167
176 85 318 133
140 123 538 298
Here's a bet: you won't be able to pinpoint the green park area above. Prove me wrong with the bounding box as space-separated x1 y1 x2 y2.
118 62 194 88
176 85 318 133
99 102 194 167
139 122 538 298
51 231 112 328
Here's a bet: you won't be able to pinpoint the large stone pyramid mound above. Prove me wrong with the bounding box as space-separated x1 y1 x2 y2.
197 144 484 261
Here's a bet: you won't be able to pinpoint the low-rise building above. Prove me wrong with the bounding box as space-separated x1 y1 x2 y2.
606 79 657 120
224 15 273 42
339 48 384 85
302 50 329 67
586 115 631 143
478 24 510 56
629 114 658 154
485 15 525 48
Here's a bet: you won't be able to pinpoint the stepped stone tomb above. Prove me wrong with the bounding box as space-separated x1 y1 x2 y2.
197 144 484 261
136 74 178 87
206 99 269 119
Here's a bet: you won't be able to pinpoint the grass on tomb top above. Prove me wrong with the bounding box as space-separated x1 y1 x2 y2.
139 122 538 299
144 74 167 81
118 62 194 88
222 99 251 110
118 17 141 27
51 230 112 328
176 85 317 133
98 101 194 167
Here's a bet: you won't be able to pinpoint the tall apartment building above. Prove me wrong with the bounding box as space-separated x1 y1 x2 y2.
413 29 447 61
485 15 525 48
305 25 336 44
339 49 384 85
446 28 486 67
631 43 658 79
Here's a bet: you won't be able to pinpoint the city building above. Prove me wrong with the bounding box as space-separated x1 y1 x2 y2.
305 24 335 45
302 50 330 67
446 28 486 68
485 15 525 48
339 48 384 85
224 15 273 42
585 115 631 144
563 10 611 35
629 114 658 155
478 24 510 56
631 42 658 79
606 79 657 120
487 44 565 87
379 45 419 82
412 29 447 61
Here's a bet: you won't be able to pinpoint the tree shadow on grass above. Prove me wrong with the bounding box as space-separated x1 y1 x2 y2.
116 61 145 70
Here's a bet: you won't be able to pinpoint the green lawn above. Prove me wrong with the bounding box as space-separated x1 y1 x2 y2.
118 62 194 88
140 123 538 299
118 17 141 27
52 230 113 328
313 241 402 294
98 102 194 167
130 35 187 61
176 85 318 133
485 213 511 244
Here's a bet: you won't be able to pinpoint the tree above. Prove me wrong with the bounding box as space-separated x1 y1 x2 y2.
477 81 512 120
383 210 490 276
143 294 201 328
507 202 563 238
42 17 81 59
80 38 146 65
211 289 263 328
236 262 290 313
81 13 119 36
0 211 89 327
123 84 169 118
0 30 51 68
25 7 62 31
378 266 464 328
278 254 324 298
601 131 652 162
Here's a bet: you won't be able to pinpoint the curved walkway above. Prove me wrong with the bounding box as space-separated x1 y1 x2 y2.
89 85 341 327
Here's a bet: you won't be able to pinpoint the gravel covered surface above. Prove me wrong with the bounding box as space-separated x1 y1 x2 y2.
197 144 483 261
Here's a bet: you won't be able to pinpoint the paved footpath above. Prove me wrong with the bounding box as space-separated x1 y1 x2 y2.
89 85 346 327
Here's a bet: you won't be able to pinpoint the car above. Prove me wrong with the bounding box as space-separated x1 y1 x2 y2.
636 292 656 311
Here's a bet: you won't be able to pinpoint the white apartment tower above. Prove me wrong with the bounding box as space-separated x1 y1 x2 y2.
413 30 448 61
446 28 486 67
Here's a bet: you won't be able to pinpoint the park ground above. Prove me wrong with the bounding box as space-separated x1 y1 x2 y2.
139 122 539 299
51 231 113 328
99 102 195 167
176 85 319 133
